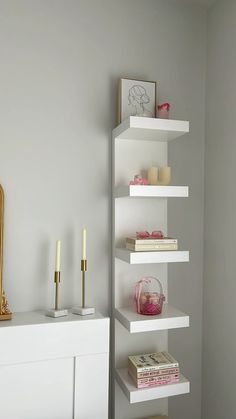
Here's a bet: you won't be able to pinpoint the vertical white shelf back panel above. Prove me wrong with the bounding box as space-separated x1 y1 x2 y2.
112 115 190 418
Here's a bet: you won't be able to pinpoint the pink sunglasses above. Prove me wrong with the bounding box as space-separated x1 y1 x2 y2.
136 231 164 239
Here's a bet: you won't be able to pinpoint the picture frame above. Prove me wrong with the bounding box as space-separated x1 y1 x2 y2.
118 77 157 124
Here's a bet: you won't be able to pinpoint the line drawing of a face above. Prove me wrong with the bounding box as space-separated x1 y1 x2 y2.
128 84 153 117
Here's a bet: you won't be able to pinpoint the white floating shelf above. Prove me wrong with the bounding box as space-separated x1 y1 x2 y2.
115 185 189 198
112 117 189 142
115 305 189 333
115 249 189 264
116 368 190 403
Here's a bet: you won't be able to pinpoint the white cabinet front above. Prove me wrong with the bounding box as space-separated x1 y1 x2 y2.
0 358 74 419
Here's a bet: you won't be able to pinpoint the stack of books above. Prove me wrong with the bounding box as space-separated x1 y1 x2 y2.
128 351 180 389
125 237 178 252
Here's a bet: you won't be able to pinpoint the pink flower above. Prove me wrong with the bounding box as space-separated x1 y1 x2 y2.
129 175 149 186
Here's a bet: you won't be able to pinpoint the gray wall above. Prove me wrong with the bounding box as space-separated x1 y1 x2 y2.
0 1 206 418
203 1 236 418
168 5 206 419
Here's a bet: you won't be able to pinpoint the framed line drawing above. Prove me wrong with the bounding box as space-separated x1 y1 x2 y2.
118 78 156 123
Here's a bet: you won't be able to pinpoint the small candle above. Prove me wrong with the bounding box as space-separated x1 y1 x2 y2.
148 166 158 185
55 240 61 272
82 228 87 260
159 166 171 185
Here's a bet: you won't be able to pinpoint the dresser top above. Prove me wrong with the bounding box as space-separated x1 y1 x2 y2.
0 310 108 329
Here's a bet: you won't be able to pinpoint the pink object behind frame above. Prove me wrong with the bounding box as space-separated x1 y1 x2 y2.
157 103 170 119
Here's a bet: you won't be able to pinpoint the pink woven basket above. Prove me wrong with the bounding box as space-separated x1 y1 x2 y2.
135 276 165 316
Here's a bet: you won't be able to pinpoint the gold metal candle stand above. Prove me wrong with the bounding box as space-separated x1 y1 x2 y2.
72 259 95 316
0 185 12 321
81 259 87 308
45 271 68 318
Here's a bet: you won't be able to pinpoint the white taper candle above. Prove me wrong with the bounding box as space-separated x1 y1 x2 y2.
82 228 87 260
55 240 61 272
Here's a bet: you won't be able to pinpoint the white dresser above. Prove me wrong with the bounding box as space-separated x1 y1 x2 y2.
0 311 109 419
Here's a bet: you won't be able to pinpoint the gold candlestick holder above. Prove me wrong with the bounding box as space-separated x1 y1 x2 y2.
72 259 95 316
45 271 68 318
0 185 12 321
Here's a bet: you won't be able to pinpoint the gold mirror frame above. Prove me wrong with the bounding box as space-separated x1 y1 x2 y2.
0 185 12 320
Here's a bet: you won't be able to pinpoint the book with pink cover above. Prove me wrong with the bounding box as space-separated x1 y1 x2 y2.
136 377 179 389
129 369 179 389
136 373 179 385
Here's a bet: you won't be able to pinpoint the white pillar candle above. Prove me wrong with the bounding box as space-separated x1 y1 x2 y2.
158 166 171 185
148 166 158 185
82 228 87 260
55 240 61 272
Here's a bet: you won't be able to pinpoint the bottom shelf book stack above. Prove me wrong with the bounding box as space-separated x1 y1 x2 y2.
128 351 179 389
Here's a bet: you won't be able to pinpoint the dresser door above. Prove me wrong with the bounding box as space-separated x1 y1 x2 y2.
74 353 109 419
0 358 74 419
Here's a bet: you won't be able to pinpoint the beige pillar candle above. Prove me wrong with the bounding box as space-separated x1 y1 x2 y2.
148 166 158 185
158 166 171 185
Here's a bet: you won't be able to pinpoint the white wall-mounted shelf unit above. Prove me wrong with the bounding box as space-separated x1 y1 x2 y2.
112 116 189 142
115 185 189 198
112 116 190 418
115 305 189 333
115 249 189 265
115 369 190 404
